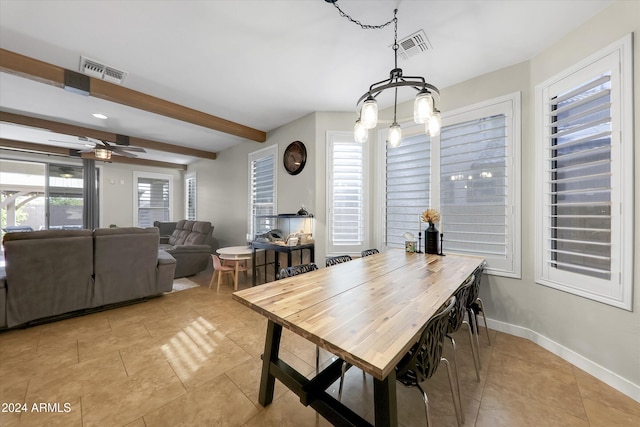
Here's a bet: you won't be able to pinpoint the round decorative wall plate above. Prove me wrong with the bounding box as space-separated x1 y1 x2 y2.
283 140 307 175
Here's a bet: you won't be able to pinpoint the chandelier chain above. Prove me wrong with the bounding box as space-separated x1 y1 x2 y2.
330 2 397 31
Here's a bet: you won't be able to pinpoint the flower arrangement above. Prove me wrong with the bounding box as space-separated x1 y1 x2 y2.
421 208 440 224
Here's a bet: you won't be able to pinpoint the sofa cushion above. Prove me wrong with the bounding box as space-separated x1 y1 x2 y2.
168 220 212 246
3 229 94 327
93 227 161 306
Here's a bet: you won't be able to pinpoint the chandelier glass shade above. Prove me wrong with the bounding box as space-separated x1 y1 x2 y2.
94 148 112 160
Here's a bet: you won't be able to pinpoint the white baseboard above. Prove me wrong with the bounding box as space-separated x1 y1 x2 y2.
481 317 640 403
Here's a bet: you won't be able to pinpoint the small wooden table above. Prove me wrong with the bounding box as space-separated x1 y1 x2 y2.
217 246 252 290
233 249 484 426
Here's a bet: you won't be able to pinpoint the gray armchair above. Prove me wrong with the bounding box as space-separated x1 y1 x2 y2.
158 220 213 278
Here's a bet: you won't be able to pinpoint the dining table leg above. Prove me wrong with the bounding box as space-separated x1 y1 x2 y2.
258 320 282 406
373 370 398 427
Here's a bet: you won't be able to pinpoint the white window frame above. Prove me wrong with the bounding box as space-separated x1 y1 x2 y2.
248 145 277 239
440 93 522 278
326 131 369 256
133 171 173 227
185 171 196 221
534 34 633 310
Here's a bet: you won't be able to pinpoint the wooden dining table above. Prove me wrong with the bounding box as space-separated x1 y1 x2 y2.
232 249 485 427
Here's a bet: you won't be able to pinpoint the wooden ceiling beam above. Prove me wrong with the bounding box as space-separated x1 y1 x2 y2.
0 137 187 170
0 138 75 157
79 152 187 170
0 111 217 160
0 48 266 143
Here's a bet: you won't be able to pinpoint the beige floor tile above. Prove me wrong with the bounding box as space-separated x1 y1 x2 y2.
485 345 587 419
163 327 253 391
81 360 186 427
77 320 151 361
573 366 640 420
143 374 259 426
582 397 640 427
476 382 589 427
243 390 333 427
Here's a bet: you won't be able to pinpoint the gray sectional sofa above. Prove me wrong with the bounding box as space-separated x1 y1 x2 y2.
158 220 214 278
0 227 176 329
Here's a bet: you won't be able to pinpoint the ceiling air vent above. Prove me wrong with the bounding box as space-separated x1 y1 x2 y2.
79 56 128 84
395 30 432 61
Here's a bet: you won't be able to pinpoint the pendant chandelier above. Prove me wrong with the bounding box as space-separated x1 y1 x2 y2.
327 0 441 146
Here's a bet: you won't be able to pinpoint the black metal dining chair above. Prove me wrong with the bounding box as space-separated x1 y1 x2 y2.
465 261 491 369
361 248 380 257
395 297 462 427
466 261 490 349
278 262 321 374
279 263 318 278
446 273 478 419
325 255 353 267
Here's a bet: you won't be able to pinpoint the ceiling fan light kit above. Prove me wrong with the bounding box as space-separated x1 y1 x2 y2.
326 0 441 147
94 147 112 160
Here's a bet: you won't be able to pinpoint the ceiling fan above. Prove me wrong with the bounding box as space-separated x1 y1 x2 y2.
78 137 146 160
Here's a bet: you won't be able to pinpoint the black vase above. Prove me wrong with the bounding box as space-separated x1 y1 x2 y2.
425 221 439 254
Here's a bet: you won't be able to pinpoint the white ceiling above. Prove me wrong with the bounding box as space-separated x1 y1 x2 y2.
0 0 612 165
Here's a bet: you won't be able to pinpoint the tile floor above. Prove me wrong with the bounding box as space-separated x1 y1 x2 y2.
1 266 639 427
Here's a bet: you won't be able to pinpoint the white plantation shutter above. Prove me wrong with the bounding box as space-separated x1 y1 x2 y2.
134 173 172 227
440 115 508 258
535 34 633 310
185 173 196 220
548 75 612 280
327 132 367 254
249 146 277 238
331 143 364 245
385 132 431 247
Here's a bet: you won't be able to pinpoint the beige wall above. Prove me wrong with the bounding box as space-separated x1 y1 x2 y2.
99 162 183 228
188 112 318 250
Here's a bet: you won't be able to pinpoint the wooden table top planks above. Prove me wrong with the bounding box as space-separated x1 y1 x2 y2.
233 249 484 380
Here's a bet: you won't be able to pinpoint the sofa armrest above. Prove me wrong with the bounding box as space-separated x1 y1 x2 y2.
164 244 212 254
157 249 176 265
156 250 176 292
159 236 170 244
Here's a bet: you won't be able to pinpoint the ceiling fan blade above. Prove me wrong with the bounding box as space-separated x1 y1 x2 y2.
112 147 137 158
118 146 146 153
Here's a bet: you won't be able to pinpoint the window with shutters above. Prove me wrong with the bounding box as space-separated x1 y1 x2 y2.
377 95 520 278
185 172 196 221
133 171 172 227
440 94 521 277
248 145 277 239
384 131 431 248
535 34 633 310
326 131 368 255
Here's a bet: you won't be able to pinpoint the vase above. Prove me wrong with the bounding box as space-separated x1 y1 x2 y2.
425 221 439 254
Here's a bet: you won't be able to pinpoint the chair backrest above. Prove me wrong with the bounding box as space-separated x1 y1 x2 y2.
326 255 353 267
466 261 487 308
395 296 456 387
361 248 380 257
280 263 318 278
448 274 475 334
211 254 223 270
